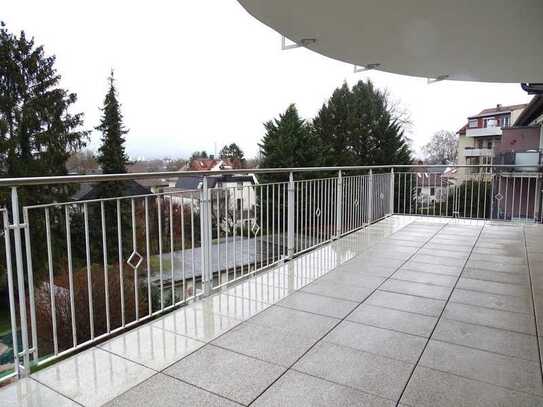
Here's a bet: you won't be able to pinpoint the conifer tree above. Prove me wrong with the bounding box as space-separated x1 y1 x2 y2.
313 80 412 167
96 71 128 174
259 104 320 181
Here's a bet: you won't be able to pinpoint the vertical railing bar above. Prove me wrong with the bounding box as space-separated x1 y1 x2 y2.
22 207 38 360
224 188 228 284
260 185 263 267
336 171 342 238
65 206 77 347
284 182 287 253
83 203 95 339
100 201 111 332
131 199 139 320
216 190 220 285
180 195 186 301
169 196 175 304
266 184 269 266
526 176 531 222
156 196 163 309
233 187 237 277
144 198 151 314
44 208 58 355
519 176 523 220
3 210 21 375
489 167 495 220
272 183 275 262
117 199 126 326
190 192 196 298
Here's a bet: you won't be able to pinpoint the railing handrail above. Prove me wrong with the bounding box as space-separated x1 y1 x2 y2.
0 164 541 187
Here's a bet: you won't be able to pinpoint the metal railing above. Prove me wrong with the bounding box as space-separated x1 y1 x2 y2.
0 163 541 381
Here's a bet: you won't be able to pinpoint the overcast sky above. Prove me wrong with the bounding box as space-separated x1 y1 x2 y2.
4 0 532 160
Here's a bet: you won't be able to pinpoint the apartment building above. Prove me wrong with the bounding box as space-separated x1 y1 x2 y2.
456 103 527 177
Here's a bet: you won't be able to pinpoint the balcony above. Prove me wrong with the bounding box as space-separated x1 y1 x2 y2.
1 165 543 406
465 127 503 137
463 148 494 157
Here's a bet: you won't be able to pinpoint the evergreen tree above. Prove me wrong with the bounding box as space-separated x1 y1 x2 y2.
259 104 321 180
0 22 88 287
0 21 87 195
96 71 128 174
313 80 412 167
219 143 246 168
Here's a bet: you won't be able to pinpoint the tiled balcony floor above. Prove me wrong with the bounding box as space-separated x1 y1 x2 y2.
3 215 543 406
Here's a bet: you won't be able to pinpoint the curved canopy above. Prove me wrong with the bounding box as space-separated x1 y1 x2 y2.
237 0 543 83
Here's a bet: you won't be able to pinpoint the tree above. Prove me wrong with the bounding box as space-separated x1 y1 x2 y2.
0 22 87 289
0 22 87 192
190 150 208 160
312 80 412 167
66 150 98 174
259 104 321 179
219 143 246 168
96 70 128 174
422 130 458 164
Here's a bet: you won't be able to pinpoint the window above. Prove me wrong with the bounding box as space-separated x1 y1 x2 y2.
502 115 510 127
468 119 478 128
487 141 492 149
484 118 498 128
236 199 242 211
430 187 435 196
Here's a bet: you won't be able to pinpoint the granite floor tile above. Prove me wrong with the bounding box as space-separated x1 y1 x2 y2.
462 267 530 285
366 290 445 317
302 279 375 302
104 373 238 407
165 345 285 405
252 370 395 407
420 340 543 395
248 305 338 339
451 288 532 314
401 366 543 407
402 261 463 276
99 324 205 370
0 378 79 407
433 319 539 361
293 341 413 401
380 279 452 300
277 291 358 319
324 320 427 363
456 278 530 297
347 303 437 337
443 302 536 335
32 348 155 407
212 322 317 367
392 269 457 287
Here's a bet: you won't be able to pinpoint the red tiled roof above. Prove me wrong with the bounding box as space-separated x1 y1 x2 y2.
468 103 528 119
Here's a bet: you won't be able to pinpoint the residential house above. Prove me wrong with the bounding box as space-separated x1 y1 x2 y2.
456 103 528 178
493 95 543 220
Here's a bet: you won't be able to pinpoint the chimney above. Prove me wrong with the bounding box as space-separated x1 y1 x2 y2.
496 104 502 111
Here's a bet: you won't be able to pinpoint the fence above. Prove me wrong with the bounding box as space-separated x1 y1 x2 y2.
0 164 541 381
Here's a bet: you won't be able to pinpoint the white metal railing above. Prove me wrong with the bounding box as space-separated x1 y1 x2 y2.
0 164 541 381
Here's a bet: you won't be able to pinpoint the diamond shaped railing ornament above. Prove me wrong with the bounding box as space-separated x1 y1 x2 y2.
379 192 385 200
127 251 143 269
251 223 260 235
354 199 359 207
315 208 321 217
495 193 504 201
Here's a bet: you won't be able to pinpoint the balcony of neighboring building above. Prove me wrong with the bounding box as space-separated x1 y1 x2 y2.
463 147 494 158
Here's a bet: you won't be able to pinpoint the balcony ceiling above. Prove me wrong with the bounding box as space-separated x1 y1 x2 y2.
237 0 543 83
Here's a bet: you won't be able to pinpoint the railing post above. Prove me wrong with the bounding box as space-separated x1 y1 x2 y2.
368 169 373 223
389 168 395 215
287 172 295 259
200 176 212 296
335 170 342 238
9 187 31 377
